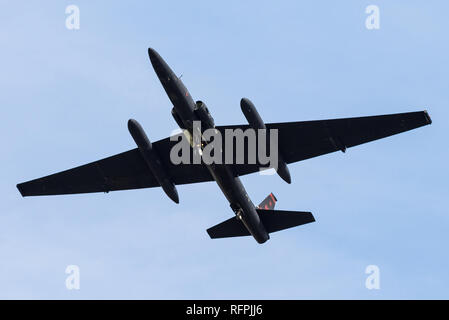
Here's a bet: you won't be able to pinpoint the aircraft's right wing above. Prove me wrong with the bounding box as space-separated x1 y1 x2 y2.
216 110 432 176
17 136 214 197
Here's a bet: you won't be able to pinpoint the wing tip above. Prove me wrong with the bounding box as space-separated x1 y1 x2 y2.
423 110 432 125
206 228 215 239
16 183 26 197
309 212 316 223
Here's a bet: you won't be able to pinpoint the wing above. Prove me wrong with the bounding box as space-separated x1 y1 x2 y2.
17 136 213 197
18 110 431 196
215 110 432 176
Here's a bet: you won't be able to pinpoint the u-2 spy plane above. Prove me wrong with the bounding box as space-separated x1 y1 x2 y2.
17 48 432 244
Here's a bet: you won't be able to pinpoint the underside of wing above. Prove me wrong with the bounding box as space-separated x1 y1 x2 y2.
17 148 154 196
17 110 431 196
17 136 213 197
270 110 432 164
215 110 431 176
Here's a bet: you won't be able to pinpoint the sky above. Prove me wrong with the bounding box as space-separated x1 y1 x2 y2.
0 1 448 299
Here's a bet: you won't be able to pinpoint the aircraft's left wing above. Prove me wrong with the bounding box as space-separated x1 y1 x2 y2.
215 110 432 176
17 137 213 197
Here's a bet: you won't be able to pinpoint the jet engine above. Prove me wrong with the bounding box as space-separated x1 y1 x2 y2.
194 100 215 129
240 98 292 184
127 119 179 203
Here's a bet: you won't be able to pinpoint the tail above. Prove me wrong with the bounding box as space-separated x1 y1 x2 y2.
207 193 315 240
257 192 277 210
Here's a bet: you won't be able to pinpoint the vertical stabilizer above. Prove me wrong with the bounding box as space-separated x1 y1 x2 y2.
257 193 277 210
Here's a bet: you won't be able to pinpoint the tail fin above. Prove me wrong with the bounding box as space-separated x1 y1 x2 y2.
257 192 277 210
207 209 315 239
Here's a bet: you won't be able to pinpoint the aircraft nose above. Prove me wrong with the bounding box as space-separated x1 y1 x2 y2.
148 47 161 66
147 47 175 81
148 47 157 59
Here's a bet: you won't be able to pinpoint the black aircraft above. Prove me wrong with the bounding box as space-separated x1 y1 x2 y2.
17 48 432 244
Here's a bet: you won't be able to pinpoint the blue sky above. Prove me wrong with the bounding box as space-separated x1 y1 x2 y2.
0 1 448 299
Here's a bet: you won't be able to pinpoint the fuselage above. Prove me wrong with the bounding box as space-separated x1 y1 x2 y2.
148 48 269 244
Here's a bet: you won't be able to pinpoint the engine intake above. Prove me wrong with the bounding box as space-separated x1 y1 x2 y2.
194 100 215 129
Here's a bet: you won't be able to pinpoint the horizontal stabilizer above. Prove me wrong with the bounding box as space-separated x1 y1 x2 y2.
207 209 315 239
257 209 315 233
206 216 250 239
